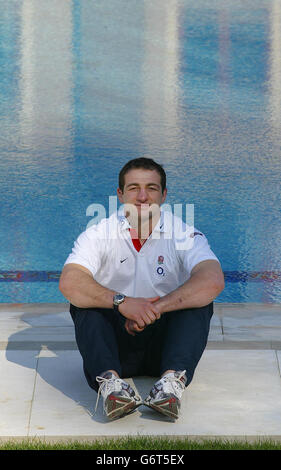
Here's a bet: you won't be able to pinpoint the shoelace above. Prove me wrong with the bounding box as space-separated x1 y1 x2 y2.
95 375 122 414
94 375 141 414
157 370 187 400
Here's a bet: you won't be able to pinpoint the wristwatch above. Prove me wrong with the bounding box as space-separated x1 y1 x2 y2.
113 293 126 312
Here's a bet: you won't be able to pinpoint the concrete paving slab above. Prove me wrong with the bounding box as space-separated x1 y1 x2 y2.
29 351 95 437
223 327 281 342
184 350 281 437
221 304 281 342
0 309 76 350
206 340 273 350
1 303 281 441
21 311 73 327
7 326 75 343
222 310 281 327
208 314 223 341
0 350 37 437
0 311 28 341
5 349 280 439
0 303 68 314
220 303 281 316
0 308 222 345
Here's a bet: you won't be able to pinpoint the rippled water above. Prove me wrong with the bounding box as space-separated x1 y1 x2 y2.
0 0 281 302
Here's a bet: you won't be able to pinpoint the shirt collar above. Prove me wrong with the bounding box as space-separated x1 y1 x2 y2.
117 207 167 232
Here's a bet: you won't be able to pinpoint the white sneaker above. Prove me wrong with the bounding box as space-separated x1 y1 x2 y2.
95 372 142 420
144 370 187 420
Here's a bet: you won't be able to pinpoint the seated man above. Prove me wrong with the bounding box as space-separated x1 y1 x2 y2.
59 157 224 420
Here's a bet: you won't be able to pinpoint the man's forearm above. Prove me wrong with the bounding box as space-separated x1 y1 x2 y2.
59 267 161 328
59 267 115 309
155 264 225 314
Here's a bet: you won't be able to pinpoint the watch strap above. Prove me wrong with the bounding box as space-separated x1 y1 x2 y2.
113 303 119 313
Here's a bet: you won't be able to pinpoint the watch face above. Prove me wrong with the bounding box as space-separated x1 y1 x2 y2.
114 294 125 305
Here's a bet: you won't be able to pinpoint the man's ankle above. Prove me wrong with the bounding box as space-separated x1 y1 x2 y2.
100 369 120 378
161 369 175 377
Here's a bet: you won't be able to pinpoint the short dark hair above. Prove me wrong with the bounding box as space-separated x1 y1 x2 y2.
118 157 166 192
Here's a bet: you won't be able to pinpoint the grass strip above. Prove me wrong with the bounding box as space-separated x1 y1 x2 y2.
0 436 281 450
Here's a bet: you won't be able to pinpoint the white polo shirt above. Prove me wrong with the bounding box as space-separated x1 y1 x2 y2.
64 210 220 298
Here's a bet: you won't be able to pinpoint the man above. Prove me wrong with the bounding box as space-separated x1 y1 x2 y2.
59 158 224 421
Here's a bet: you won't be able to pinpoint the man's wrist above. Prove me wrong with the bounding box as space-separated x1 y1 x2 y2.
153 298 166 315
117 296 129 315
113 293 126 313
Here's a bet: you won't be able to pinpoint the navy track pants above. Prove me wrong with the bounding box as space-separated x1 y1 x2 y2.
70 302 213 392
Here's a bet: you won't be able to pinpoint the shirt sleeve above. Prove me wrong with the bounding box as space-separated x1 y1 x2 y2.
177 231 220 276
63 227 102 277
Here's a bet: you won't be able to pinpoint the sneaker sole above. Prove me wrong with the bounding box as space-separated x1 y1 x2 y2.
106 395 142 420
143 397 179 420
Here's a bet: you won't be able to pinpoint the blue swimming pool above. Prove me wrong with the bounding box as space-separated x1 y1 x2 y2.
1 0 281 303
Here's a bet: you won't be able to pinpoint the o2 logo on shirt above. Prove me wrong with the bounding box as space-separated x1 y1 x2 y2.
156 266 165 276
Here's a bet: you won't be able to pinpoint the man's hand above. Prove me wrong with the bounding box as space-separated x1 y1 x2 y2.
124 319 145 336
119 296 161 329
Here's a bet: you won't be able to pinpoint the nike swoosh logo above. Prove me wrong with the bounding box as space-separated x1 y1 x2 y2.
120 258 128 263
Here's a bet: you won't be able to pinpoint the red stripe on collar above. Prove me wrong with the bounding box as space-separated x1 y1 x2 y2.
129 229 147 252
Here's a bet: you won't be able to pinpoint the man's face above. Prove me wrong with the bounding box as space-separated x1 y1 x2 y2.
117 168 167 222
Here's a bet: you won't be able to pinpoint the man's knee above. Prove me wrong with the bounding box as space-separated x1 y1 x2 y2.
69 305 118 342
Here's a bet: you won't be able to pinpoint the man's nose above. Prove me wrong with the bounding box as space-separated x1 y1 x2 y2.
137 189 149 201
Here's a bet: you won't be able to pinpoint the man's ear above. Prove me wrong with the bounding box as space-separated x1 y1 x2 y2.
161 188 167 204
117 187 124 203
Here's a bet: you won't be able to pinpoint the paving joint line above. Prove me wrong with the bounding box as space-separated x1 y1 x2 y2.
275 350 281 380
27 354 40 437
